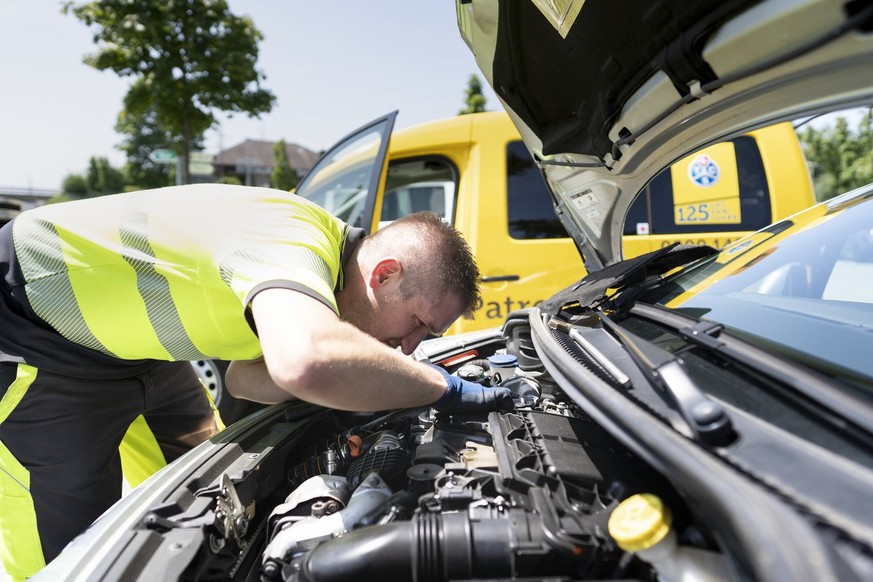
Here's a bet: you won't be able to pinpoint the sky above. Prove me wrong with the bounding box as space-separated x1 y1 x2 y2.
0 1 499 191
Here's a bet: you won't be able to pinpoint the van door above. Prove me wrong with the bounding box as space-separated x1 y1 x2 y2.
295 112 397 230
460 131 585 333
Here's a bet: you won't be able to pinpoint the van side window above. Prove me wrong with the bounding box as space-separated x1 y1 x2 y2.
380 157 458 228
639 135 773 235
734 136 772 230
506 141 568 239
624 194 650 235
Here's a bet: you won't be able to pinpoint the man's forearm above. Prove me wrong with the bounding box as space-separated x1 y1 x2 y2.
226 326 447 411
262 320 447 412
225 358 295 404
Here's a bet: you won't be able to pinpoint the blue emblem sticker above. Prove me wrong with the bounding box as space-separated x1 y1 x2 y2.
688 154 720 187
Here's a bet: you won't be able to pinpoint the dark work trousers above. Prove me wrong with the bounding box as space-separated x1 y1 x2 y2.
0 359 220 577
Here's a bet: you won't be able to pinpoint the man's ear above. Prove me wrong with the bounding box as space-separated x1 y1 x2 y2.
368 258 402 289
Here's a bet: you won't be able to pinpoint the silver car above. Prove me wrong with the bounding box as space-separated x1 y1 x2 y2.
36 1 873 580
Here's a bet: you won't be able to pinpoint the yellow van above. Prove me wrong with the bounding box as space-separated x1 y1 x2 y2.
353 111 814 334
200 111 816 421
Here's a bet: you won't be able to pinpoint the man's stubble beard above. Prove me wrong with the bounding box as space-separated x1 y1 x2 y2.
337 288 384 341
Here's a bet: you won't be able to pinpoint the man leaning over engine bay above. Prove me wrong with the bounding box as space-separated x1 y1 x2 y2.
0 183 512 580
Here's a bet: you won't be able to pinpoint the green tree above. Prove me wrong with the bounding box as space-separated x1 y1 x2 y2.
115 96 180 190
64 0 275 184
800 110 873 201
60 174 89 199
458 74 487 115
271 140 298 191
60 157 125 199
87 157 126 196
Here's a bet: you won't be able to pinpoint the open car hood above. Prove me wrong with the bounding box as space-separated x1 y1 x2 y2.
456 0 873 271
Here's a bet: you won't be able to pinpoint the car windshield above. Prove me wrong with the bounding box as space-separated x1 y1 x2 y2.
639 185 873 391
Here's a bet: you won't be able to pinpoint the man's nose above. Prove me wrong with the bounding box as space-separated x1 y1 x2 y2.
400 328 430 355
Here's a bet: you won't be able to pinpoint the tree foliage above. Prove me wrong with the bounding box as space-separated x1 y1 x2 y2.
64 0 275 184
59 157 125 200
271 140 298 191
458 74 487 115
60 174 89 199
88 157 126 195
114 93 185 190
799 109 873 201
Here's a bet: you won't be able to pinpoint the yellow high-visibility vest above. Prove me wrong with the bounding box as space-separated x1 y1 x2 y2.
11 184 355 362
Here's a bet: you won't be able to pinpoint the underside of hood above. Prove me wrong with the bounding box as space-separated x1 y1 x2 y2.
458 0 873 270
488 0 758 160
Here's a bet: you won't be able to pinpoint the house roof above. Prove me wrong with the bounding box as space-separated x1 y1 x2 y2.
213 139 321 172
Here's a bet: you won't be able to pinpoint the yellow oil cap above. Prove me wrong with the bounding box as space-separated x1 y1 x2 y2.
608 493 673 552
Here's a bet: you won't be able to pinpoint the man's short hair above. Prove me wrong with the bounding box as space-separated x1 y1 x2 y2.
365 212 480 317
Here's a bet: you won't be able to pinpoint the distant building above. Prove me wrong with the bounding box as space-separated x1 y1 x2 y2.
213 139 321 187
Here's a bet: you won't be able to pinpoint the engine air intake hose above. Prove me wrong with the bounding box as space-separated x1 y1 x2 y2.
300 509 554 581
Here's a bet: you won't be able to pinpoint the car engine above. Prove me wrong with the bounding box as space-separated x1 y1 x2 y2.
145 314 717 582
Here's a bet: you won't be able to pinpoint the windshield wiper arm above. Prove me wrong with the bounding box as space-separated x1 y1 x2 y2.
567 327 632 388
594 311 736 446
629 302 873 440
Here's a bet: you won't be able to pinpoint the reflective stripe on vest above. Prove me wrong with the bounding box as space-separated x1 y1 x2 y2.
15 217 115 356
11 185 349 362
15 213 206 361
119 211 202 360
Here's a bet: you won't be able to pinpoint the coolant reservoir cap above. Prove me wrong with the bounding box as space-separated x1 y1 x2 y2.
487 354 517 368
608 493 673 552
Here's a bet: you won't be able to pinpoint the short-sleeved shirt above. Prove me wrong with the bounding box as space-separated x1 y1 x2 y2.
0 184 364 379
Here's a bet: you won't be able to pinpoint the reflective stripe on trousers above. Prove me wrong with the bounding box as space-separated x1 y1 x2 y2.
0 364 45 581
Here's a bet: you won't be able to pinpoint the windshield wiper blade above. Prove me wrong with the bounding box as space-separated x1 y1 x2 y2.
567 327 632 388
629 302 873 440
594 310 737 447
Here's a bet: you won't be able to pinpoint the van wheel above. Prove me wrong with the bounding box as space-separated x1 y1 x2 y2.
189 360 263 424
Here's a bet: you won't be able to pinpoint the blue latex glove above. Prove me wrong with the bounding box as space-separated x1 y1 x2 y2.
430 364 514 414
